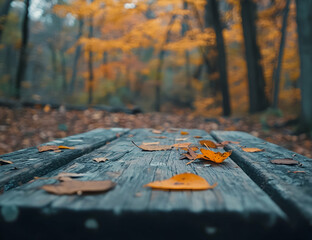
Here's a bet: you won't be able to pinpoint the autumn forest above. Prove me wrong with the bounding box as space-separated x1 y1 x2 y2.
0 0 312 156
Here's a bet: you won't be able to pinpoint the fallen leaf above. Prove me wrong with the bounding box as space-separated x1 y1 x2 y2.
172 142 192 148
58 146 75 150
132 141 173 151
199 140 217 148
196 149 231 163
0 159 13 165
181 146 199 151
152 130 162 134
176 138 188 141
180 131 189 135
242 147 264 153
151 136 167 139
194 136 202 139
43 104 51 113
56 172 86 178
142 142 160 145
38 145 75 152
270 159 299 165
144 173 217 190
288 170 305 173
220 141 240 145
93 157 108 163
42 180 116 195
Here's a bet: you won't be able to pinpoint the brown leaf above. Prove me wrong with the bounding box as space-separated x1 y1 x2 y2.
242 147 264 153
196 149 232 163
176 138 188 141
180 131 189 135
172 142 192 148
151 136 167 139
41 180 116 195
199 140 217 148
93 157 108 163
38 145 75 153
0 159 13 165
142 142 160 145
144 172 217 190
220 141 240 145
132 141 173 151
194 136 202 139
152 130 162 134
270 159 299 165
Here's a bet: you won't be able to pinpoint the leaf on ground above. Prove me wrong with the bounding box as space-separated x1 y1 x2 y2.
196 148 231 163
180 131 189 135
132 141 173 151
216 141 240 147
194 136 202 139
142 142 160 145
172 142 192 148
144 173 217 190
199 140 217 148
38 145 75 152
41 180 116 195
242 147 264 153
151 136 167 139
270 158 299 165
93 157 108 163
0 159 13 165
152 130 162 134
181 146 199 151
176 138 188 141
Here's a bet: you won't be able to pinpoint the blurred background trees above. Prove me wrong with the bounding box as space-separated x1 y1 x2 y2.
0 0 310 132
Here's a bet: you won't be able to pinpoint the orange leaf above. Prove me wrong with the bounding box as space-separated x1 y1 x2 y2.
58 146 75 150
172 142 192 148
180 131 189 135
194 136 202 139
242 148 264 153
144 173 217 190
196 149 231 163
38 145 75 152
199 140 217 148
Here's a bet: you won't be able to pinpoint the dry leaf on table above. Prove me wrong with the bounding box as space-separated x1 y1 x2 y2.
270 158 299 165
180 131 189 135
152 130 162 134
142 142 160 145
93 157 108 163
242 147 264 153
38 145 75 153
194 136 202 139
172 142 192 148
144 172 217 190
0 159 13 165
41 180 116 195
176 138 188 141
199 140 217 148
151 136 167 139
196 148 231 164
132 141 173 151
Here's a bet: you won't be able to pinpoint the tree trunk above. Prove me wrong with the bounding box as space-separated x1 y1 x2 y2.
208 0 231 116
241 0 269 113
181 1 191 88
154 14 177 111
0 0 13 41
60 50 67 94
272 0 290 109
14 0 30 100
87 16 94 105
69 19 84 93
296 0 312 134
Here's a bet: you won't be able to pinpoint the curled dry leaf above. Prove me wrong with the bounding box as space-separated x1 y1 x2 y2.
172 142 192 148
93 157 108 163
132 141 173 151
41 180 116 195
142 142 160 145
38 145 75 153
180 131 189 135
270 159 299 165
199 140 217 148
152 130 162 134
242 147 264 153
196 148 231 164
194 136 202 139
144 172 217 190
0 159 13 165
176 138 188 141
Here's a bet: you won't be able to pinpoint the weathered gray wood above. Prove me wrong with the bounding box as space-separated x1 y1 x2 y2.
0 128 129 192
0 129 288 239
211 130 312 233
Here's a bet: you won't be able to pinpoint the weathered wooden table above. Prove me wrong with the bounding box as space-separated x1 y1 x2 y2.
0 128 311 239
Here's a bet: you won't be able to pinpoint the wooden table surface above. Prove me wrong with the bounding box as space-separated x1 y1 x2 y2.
0 128 311 239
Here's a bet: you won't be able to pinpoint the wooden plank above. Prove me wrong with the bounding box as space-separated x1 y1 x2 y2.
0 128 129 192
0 129 289 239
211 130 312 233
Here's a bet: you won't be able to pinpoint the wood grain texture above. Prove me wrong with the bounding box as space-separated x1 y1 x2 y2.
0 128 129 192
0 129 289 239
211 130 312 233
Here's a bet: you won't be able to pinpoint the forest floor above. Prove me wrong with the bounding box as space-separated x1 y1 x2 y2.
0 106 311 158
